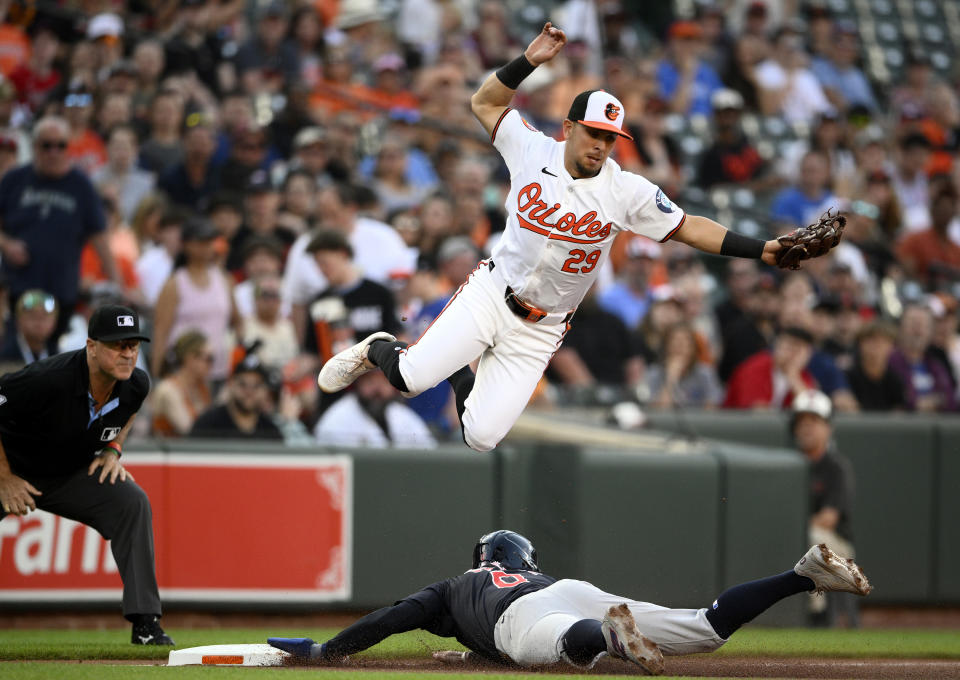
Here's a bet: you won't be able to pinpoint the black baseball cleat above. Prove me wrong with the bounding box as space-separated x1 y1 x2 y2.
131 615 175 646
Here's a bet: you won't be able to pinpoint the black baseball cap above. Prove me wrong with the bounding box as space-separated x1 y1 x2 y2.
88 304 150 342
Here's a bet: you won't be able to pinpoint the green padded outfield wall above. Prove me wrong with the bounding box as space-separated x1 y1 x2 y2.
937 420 960 602
832 416 937 602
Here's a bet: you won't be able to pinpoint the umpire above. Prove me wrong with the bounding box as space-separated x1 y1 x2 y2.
0 304 173 645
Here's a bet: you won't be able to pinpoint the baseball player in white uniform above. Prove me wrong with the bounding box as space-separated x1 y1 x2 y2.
318 23 788 452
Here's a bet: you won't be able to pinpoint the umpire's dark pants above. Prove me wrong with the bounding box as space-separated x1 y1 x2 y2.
0 467 162 619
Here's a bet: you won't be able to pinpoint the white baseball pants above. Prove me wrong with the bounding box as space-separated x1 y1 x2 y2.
493 579 726 666
398 261 568 452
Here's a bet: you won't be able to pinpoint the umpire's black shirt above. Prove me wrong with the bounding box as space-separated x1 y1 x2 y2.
0 349 149 478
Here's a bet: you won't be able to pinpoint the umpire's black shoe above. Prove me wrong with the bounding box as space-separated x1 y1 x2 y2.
131 615 175 646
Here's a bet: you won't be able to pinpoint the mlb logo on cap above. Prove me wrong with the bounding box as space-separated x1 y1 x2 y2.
567 90 633 140
88 304 151 343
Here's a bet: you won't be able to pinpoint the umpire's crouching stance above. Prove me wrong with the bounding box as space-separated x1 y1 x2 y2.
0 304 173 645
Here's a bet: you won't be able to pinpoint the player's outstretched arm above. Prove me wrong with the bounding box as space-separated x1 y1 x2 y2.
319 596 441 660
672 215 780 265
471 22 567 136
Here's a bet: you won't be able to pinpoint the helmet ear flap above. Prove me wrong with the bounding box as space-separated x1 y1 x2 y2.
472 541 483 569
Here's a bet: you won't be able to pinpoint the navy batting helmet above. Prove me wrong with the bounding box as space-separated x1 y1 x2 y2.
472 530 539 572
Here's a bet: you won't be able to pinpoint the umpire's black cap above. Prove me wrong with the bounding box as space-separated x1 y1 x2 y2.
88 305 151 342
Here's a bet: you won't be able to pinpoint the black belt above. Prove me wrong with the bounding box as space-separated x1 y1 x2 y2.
489 260 574 324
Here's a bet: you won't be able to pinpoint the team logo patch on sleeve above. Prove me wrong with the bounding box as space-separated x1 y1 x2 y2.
655 190 675 213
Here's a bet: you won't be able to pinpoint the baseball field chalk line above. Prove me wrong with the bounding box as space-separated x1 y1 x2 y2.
167 644 290 666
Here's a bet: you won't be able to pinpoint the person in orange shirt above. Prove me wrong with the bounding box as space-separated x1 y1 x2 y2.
0 19 29 77
63 90 107 174
896 181 960 285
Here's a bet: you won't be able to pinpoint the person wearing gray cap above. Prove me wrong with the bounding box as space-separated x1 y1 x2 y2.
0 304 173 645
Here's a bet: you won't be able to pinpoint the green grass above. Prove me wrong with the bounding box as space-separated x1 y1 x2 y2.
0 627 958 680
2 627 960 662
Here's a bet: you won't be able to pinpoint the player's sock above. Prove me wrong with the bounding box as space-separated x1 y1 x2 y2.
704 570 815 639
366 339 409 392
560 619 606 666
446 365 475 421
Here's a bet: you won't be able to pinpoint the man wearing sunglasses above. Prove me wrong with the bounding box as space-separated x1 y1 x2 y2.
0 303 174 646
0 116 123 346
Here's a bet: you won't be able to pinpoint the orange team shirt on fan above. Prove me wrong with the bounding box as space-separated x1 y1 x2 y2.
0 24 29 76
80 242 140 289
67 130 107 175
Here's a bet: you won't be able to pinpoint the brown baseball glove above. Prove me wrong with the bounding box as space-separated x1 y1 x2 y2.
774 208 847 270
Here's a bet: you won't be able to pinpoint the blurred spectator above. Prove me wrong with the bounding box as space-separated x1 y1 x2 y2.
810 21 878 114
645 322 723 409
220 125 275 194
637 292 685 363
276 169 317 238
845 320 907 411
63 88 107 174
896 182 960 285
136 210 183 307
152 217 239 382
79 191 143 307
837 199 897 282
150 330 213 437
755 25 832 125
472 0 522 70
0 9 30 78
890 132 932 232
285 7 325 90
548 39 602 120
802 298 859 413
94 125 156 222
0 290 58 370
929 293 960 396
790 389 859 627
550 286 645 389
138 90 185 174
696 88 774 191
314 369 436 448
714 259 759 334
209 191 246 272
0 116 120 344
240 274 298 371
769 150 836 228
597 238 660 330
921 83 960 178
190 354 283 439
0 129 19 178
8 21 60 114
888 304 957 412
718 271 779 381
236 170 297 256
778 113 856 195
861 168 904 240
370 138 435 215
158 113 221 212
281 126 336 182
130 40 165 119
724 326 817 409
233 235 287 318
164 0 226 94
282 182 413 339
657 20 723 116
891 50 935 120
723 32 766 112
304 229 401 360
628 97 684 197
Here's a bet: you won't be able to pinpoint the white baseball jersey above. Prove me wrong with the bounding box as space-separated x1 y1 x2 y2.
489 108 686 313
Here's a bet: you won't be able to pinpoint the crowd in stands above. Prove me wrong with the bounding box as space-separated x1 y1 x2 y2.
0 0 958 449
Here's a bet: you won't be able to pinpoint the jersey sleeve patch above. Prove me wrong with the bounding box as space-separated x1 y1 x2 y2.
520 116 538 132
655 189 675 213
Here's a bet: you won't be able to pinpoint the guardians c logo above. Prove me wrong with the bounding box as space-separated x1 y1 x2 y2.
604 102 621 121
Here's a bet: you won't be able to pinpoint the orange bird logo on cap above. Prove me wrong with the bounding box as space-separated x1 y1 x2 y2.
604 102 621 121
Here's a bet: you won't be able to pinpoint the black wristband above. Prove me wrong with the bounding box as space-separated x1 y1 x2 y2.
720 230 766 259
496 54 537 90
